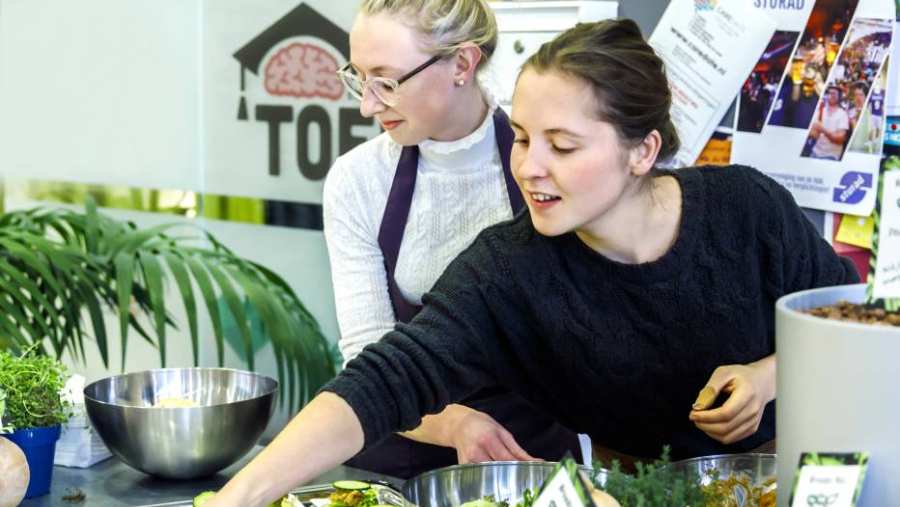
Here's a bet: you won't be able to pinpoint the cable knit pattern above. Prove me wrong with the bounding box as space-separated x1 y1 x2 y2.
324 165 859 459
323 104 513 365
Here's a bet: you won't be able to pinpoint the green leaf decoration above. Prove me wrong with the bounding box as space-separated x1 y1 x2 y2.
0 198 336 410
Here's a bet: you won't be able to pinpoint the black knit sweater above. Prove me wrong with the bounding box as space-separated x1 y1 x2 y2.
324 165 858 460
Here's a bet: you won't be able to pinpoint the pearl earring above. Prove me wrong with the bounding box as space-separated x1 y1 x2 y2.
456 79 465 87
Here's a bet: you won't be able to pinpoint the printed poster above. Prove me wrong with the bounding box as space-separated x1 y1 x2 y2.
649 0 776 168
732 0 895 215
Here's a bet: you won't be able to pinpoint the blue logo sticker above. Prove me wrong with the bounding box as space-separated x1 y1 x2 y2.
832 172 873 204
694 0 718 11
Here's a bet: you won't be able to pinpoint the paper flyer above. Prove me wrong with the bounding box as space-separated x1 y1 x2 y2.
649 0 777 168
732 0 895 215
866 119 900 307
869 159 900 304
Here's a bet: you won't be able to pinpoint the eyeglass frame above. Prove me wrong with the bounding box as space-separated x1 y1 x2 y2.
336 54 443 106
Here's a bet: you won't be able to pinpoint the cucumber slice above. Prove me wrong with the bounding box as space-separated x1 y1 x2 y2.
332 480 371 491
193 491 216 507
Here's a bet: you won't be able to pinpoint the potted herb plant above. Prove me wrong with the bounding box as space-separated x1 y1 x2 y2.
0 198 336 410
0 348 71 498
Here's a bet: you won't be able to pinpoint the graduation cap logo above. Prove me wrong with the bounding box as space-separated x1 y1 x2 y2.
233 3 350 120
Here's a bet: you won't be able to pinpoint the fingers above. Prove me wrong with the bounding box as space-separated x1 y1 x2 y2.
498 429 539 461
692 366 735 410
459 446 491 464
690 381 750 424
459 429 537 463
698 412 763 445
692 383 765 444
691 385 718 411
693 406 756 441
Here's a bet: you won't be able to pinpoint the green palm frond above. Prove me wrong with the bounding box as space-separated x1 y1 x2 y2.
0 200 336 409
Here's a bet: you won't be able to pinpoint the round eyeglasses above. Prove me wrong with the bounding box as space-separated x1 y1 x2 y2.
336 55 442 107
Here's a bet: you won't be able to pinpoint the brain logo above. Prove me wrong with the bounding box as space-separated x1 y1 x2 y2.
264 42 344 100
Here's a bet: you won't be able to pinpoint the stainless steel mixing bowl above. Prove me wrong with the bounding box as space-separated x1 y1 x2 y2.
403 461 604 507
667 453 776 487
84 367 277 479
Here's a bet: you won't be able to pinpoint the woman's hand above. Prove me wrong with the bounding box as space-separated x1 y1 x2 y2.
401 404 537 464
689 355 776 445
450 408 537 463
203 392 365 507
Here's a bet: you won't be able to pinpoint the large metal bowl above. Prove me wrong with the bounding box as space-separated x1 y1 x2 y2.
667 453 776 505
84 367 277 479
403 461 603 507
667 453 776 486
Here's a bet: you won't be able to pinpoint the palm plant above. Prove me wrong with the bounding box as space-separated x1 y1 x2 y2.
0 199 336 409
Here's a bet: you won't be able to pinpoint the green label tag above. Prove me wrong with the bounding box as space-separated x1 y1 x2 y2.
867 122 900 310
533 457 596 507
789 452 869 507
869 167 900 303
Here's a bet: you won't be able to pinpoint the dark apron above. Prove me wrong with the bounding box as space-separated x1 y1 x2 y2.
345 108 581 479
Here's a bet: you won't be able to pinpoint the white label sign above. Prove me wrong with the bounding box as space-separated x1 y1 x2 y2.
873 169 900 299
533 467 589 507
791 464 865 507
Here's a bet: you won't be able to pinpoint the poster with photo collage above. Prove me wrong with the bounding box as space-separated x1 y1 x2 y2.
732 0 895 216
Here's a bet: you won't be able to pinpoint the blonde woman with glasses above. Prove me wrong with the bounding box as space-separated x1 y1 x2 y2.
321 0 579 478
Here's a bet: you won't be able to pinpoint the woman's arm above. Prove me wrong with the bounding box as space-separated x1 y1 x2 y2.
322 161 398 365
205 392 364 507
690 168 859 443
208 225 520 506
741 166 859 294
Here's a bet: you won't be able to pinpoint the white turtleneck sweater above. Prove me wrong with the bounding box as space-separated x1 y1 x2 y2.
323 106 514 365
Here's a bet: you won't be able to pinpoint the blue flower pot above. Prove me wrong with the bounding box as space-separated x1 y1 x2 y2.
3 425 61 498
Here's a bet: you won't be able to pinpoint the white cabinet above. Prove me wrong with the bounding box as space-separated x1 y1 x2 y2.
486 1 619 109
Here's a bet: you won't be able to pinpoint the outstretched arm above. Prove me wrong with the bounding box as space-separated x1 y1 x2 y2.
205 392 364 507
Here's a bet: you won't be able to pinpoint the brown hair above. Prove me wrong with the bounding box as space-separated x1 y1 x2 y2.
522 19 680 163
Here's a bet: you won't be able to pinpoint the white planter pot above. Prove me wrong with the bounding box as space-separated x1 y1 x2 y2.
776 283 900 506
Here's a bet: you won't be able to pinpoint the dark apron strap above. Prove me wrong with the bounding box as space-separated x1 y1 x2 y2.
493 108 526 214
376 108 522 323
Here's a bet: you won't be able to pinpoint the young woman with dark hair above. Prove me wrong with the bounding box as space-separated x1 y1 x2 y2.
206 19 857 507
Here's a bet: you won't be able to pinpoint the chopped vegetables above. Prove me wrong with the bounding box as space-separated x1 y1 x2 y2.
332 481 372 491
700 472 776 507
329 481 379 507
192 491 215 507
192 490 291 507
155 397 199 408
460 496 509 507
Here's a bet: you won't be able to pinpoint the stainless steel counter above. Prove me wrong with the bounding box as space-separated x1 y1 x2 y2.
20 446 401 507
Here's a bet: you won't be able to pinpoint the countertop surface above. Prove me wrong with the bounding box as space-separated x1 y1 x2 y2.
20 446 401 507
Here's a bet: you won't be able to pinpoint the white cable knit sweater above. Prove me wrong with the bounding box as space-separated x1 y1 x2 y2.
323 106 514 366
